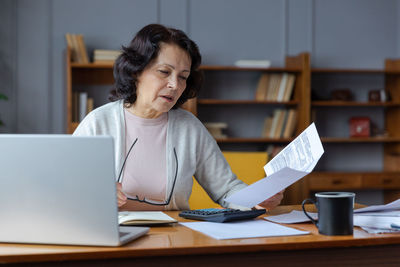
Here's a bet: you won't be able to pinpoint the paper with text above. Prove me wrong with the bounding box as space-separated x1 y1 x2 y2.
180 220 309 240
225 123 324 208
264 123 324 175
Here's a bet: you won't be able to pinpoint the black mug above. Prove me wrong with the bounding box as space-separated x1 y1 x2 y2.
302 192 355 236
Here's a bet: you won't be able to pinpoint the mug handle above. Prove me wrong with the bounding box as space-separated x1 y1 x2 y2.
301 198 318 226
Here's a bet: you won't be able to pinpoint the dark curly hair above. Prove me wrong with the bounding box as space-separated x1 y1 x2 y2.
109 24 203 109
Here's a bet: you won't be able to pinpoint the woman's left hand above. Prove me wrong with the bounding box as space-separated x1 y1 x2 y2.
254 190 284 211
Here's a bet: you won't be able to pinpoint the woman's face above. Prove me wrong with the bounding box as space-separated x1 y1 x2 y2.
132 42 192 118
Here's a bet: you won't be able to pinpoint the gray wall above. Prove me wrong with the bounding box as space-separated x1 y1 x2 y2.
1 0 399 133
0 0 17 133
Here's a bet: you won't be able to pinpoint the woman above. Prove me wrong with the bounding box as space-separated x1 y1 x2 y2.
73 24 283 211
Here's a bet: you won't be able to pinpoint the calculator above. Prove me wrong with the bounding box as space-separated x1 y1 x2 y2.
179 208 266 223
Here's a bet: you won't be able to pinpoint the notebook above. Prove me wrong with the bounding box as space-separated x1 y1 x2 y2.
0 134 149 246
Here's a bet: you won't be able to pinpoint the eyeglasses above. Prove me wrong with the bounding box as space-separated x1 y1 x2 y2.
117 138 178 206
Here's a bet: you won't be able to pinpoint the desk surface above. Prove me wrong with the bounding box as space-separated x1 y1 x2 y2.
2 205 400 266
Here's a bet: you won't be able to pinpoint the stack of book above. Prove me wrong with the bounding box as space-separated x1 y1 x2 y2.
71 92 94 122
203 122 228 139
93 49 122 63
65 33 89 63
261 109 297 138
234 59 271 68
255 73 296 101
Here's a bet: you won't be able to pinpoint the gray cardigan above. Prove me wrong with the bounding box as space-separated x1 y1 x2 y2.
73 100 247 210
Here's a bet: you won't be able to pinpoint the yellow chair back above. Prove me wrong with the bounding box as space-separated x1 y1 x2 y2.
188 151 268 209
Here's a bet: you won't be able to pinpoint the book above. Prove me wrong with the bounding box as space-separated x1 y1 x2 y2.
269 109 282 138
266 74 281 101
261 116 273 137
79 92 88 121
72 91 79 122
282 109 297 138
118 211 177 226
203 122 228 138
93 49 122 63
234 59 271 68
273 109 287 138
282 74 296 101
77 34 89 63
276 73 288 102
65 33 89 63
255 73 269 100
71 34 82 63
65 33 78 62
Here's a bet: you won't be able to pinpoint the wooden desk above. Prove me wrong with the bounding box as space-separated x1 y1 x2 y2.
1 205 400 266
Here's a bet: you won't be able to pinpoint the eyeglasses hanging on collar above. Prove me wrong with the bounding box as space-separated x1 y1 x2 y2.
117 138 178 206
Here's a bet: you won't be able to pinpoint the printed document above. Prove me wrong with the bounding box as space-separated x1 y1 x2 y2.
180 220 309 240
225 123 324 208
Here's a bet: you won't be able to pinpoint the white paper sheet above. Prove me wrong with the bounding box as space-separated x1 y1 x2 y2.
264 123 324 176
354 199 400 213
354 210 400 217
225 123 324 208
360 226 400 234
265 210 317 224
180 220 309 240
354 215 400 230
225 167 309 208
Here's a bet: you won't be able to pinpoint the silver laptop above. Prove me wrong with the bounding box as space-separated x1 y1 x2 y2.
0 134 149 246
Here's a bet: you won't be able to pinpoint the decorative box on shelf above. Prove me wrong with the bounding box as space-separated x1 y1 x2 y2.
349 117 371 137
331 88 353 101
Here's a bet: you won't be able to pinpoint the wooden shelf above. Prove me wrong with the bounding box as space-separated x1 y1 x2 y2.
200 65 302 72
321 137 400 143
311 68 400 75
198 99 298 105
312 68 384 74
71 62 114 68
215 137 292 143
312 101 400 107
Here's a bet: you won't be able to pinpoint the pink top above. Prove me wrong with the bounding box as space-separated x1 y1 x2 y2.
120 109 168 211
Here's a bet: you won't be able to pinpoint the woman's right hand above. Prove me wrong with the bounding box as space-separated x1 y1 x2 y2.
116 182 127 207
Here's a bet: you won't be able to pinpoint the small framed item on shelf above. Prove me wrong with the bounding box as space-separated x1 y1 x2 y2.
368 89 382 102
368 89 388 102
349 117 371 137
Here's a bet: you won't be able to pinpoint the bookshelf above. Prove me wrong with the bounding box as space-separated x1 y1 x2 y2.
66 47 114 133
192 53 310 204
306 62 400 204
194 53 310 142
65 47 400 204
